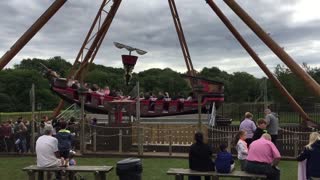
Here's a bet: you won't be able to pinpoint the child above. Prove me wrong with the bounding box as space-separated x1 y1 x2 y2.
252 118 268 141
56 121 72 167
236 130 248 171
215 144 235 173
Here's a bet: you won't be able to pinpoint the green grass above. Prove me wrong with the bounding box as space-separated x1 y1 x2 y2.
0 157 297 180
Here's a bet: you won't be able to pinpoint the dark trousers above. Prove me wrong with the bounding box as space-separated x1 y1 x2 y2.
245 138 253 148
189 176 211 180
271 135 278 146
245 161 280 180
239 160 247 171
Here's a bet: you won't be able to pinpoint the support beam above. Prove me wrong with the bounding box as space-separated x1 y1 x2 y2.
224 0 320 97
168 0 195 76
205 0 312 122
74 0 122 79
0 0 67 70
53 0 122 117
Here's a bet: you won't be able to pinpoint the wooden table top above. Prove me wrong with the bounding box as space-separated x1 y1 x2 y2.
23 165 113 173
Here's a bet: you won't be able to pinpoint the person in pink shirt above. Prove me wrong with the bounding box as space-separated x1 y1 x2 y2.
245 133 281 180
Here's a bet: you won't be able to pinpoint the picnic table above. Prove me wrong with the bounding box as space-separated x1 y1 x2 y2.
167 168 267 180
22 165 113 180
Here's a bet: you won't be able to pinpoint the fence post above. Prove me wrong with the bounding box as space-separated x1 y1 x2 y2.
141 127 144 155
137 127 143 155
227 134 232 152
93 127 97 152
294 132 299 157
119 129 123 153
169 130 172 156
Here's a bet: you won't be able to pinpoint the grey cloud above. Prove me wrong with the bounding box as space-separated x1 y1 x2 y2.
0 0 319 78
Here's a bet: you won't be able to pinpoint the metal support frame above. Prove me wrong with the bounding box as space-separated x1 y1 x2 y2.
0 0 67 70
53 0 122 117
168 0 195 77
224 0 320 97
205 0 313 124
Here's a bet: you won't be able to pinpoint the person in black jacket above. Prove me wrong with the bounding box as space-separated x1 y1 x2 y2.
297 132 320 179
252 119 268 141
189 132 214 180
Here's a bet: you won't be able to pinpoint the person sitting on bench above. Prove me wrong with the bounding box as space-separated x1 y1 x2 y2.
245 133 281 180
215 144 235 173
36 126 62 179
189 132 215 180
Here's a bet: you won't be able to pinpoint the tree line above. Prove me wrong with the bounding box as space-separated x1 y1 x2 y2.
0 56 319 112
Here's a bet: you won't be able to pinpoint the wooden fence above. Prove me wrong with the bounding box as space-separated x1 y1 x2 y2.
87 123 316 157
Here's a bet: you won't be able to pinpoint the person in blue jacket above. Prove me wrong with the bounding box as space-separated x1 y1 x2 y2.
56 121 73 166
215 144 235 173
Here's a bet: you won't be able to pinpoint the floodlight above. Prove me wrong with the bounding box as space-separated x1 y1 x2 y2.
113 41 147 55
135 49 147 55
114 42 125 49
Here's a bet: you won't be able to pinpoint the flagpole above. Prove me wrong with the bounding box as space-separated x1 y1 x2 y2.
136 81 143 155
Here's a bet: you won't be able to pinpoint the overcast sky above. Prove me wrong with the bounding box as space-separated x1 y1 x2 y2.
0 0 319 77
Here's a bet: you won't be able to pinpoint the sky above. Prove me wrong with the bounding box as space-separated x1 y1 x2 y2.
0 0 319 77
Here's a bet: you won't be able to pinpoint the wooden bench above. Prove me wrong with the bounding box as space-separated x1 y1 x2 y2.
167 168 267 180
22 165 113 180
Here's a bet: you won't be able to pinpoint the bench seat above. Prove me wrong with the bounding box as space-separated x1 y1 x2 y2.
22 165 113 180
167 168 267 180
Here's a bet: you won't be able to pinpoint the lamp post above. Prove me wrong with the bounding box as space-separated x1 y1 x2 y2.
113 42 147 85
194 84 203 132
78 85 88 154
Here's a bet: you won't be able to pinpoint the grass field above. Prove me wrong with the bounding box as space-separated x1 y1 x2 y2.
0 157 297 180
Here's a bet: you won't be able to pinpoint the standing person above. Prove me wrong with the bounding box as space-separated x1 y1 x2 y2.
297 132 320 180
2 121 13 152
0 122 5 152
239 112 256 147
264 109 279 145
23 119 31 152
245 133 281 180
252 119 268 141
56 121 73 166
235 130 248 171
215 144 235 173
14 118 28 153
189 132 214 180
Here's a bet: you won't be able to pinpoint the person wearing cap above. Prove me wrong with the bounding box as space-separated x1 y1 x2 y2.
35 125 61 167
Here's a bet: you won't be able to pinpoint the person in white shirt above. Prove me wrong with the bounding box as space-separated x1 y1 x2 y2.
236 130 248 171
36 126 61 168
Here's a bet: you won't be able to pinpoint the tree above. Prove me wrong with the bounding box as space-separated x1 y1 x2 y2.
228 72 259 102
